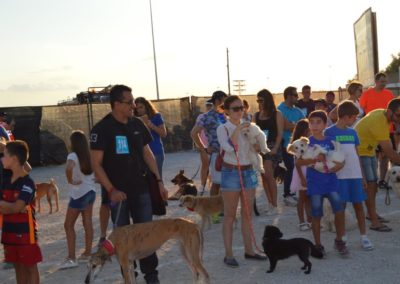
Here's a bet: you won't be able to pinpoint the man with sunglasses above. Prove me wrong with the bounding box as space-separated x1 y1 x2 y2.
90 85 167 284
355 98 400 233
277 87 305 206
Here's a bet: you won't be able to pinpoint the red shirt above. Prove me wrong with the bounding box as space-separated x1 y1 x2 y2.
359 88 394 114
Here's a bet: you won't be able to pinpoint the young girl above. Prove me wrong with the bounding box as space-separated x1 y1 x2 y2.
60 130 96 269
289 119 312 231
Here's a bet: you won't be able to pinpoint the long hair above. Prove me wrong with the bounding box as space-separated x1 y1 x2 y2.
257 89 276 117
70 130 93 175
290 119 309 143
134 97 158 118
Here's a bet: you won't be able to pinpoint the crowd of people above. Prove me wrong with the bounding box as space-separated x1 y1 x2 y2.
0 71 399 283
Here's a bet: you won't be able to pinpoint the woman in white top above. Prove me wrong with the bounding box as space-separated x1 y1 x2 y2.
329 81 364 126
60 130 96 269
217 95 266 268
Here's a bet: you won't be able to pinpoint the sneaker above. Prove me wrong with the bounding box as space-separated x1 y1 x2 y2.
284 196 297 207
266 206 278 216
334 239 349 256
289 193 298 201
361 237 374 251
223 257 239 268
59 258 78 270
299 223 311 231
78 254 91 263
314 245 326 257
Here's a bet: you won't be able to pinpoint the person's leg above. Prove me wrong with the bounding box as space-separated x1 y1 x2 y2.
99 187 110 242
326 191 345 240
353 202 366 235
310 195 323 246
26 264 40 284
221 191 240 258
379 153 389 183
209 152 221 196
263 159 277 207
81 197 95 256
239 189 256 255
64 206 81 260
297 191 306 224
199 150 210 191
14 263 26 284
281 147 294 198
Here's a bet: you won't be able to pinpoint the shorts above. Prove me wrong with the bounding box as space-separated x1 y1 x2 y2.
310 191 343 218
338 178 366 203
4 243 42 266
262 141 282 164
101 186 110 205
360 156 378 182
221 167 258 191
69 190 96 210
209 152 221 185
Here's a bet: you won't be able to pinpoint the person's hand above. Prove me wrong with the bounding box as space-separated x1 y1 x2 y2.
237 122 250 131
329 161 345 173
140 114 150 124
269 148 278 155
301 178 307 188
206 146 216 154
109 189 127 202
362 178 368 190
158 183 168 201
253 143 261 152
316 153 326 162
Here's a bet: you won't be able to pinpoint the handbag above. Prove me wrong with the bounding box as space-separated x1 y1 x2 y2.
215 126 229 171
146 171 167 216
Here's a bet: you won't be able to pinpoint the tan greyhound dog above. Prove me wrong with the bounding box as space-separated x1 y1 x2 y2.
85 218 210 284
35 178 59 214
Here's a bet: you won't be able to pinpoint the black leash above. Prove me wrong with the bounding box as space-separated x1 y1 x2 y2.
384 185 391 206
112 202 123 229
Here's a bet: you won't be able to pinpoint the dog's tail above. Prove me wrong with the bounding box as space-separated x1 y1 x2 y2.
308 241 324 259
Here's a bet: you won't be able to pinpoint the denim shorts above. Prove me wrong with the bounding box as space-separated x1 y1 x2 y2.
360 156 378 182
69 190 96 210
209 152 222 184
221 167 258 192
310 191 343 218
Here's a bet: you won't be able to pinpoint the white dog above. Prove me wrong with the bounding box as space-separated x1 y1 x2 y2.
287 137 345 173
241 123 270 173
321 199 357 233
385 165 400 198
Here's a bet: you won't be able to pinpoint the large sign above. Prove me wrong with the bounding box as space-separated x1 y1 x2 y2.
353 8 379 87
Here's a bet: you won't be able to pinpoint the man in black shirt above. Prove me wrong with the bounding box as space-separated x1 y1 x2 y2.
90 85 167 284
296 85 315 117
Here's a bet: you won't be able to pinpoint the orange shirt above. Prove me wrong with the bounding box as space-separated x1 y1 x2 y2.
359 87 394 114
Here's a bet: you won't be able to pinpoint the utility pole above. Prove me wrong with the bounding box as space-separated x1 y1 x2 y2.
226 48 231 95
233 80 246 96
149 0 160 100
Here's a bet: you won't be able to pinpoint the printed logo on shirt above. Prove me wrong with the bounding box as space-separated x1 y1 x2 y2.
115 136 130 154
21 185 33 194
90 133 98 143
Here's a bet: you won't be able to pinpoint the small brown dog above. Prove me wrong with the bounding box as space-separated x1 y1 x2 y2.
169 170 198 200
180 194 224 231
35 178 59 214
85 218 210 284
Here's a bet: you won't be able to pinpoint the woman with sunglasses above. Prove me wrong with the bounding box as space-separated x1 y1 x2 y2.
253 89 284 215
329 81 364 126
217 95 267 268
134 97 167 178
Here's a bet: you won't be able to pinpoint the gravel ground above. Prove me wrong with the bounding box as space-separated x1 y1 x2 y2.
1 150 399 284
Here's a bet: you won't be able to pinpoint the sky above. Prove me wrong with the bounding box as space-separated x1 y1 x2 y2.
0 0 399 107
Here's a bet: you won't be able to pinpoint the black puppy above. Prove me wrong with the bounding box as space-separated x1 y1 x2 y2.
262 225 323 274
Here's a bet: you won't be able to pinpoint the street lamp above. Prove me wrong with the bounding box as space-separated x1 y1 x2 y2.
149 0 160 100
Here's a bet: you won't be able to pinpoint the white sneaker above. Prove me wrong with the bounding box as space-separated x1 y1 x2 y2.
361 237 374 251
59 258 78 270
284 196 297 207
299 223 311 231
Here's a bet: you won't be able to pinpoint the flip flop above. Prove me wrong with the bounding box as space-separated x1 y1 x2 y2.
369 224 392 232
366 216 390 223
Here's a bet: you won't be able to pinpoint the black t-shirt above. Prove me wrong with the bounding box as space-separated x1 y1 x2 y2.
296 99 315 117
90 113 152 198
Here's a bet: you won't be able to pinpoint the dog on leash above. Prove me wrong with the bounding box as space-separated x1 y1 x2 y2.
35 178 59 214
321 199 357 233
241 123 270 173
85 218 210 284
169 170 198 200
262 225 323 274
180 195 224 231
385 165 400 198
287 137 345 173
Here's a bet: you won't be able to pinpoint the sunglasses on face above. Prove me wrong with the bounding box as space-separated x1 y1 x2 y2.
230 106 244 112
256 99 264 103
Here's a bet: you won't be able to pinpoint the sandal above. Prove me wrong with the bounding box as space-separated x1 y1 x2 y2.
369 224 392 232
366 216 390 223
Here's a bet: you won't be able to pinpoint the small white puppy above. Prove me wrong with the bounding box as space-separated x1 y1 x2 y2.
287 137 345 173
241 122 270 173
321 199 357 233
385 165 400 198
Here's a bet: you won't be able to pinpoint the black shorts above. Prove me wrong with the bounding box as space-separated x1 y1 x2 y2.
101 187 110 205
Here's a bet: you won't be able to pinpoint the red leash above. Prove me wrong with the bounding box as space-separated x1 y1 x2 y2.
232 143 265 254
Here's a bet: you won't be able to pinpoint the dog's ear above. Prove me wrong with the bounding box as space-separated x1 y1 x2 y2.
179 170 184 174
300 137 309 143
287 143 294 153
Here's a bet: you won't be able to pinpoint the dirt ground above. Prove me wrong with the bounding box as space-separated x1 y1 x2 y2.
1 151 400 284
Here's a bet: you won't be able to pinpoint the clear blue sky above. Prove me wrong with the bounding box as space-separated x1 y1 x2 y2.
0 0 399 107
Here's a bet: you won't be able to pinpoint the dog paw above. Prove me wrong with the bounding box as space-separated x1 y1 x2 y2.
301 266 306 270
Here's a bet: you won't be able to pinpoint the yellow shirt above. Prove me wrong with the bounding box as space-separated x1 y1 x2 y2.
355 109 390 156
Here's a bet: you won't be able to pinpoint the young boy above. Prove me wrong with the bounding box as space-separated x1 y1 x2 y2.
0 140 42 284
297 110 348 256
325 101 373 250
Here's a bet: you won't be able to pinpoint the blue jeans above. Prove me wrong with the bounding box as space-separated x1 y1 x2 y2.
282 146 294 197
360 156 378 182
110 193 158 278
310 191 343 218
154 153 165 179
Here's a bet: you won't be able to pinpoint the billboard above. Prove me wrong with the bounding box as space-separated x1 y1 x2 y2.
353 8 379 87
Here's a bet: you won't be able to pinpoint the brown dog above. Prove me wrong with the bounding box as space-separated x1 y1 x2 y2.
35 178 59 214
85 218 210 284
169 170 198 200
180 194 224 231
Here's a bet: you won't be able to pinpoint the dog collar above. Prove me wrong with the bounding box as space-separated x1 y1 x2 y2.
102 239 115 256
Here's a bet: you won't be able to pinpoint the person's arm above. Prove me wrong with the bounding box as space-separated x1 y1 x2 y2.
329 105 339 123
379 140 400 164
142 145 168 200
0 199 26 214
147 114 167 138
295 157 316 167
296 164 307 187
65 159 82 185
191 125 211 153
91 149 126 202
283 118 296 131
271 111 284 154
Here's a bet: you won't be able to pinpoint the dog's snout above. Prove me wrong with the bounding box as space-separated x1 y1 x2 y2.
396 176 400 182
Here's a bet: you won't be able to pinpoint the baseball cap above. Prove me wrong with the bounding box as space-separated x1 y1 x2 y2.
207 90 228 104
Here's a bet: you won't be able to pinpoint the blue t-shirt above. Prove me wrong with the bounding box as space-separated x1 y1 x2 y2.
306 135 339 195
277 102 305 147
148 113 165 156
197 109 226 152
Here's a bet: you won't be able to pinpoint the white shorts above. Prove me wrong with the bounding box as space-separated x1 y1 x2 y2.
209 152 221 185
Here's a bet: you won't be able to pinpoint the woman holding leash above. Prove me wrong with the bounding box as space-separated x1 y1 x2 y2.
217 95 266 268
60 130 96 269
